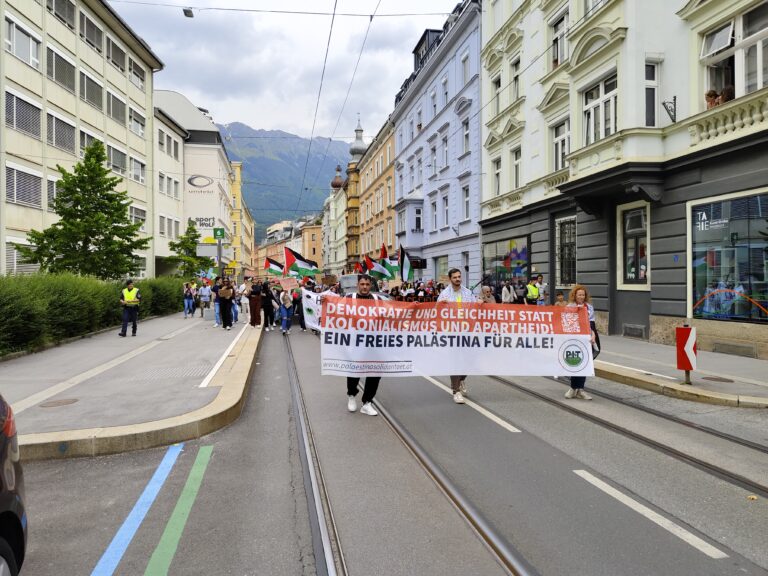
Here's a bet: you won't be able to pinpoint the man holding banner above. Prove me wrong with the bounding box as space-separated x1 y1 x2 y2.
437 268 477 404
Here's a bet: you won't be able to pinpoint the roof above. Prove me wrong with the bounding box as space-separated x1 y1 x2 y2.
87 0 163 70
154 91 221 132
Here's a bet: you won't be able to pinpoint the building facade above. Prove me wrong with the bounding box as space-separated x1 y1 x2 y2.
1 0 162 276
301 223 322 266
229 161 255 279
344 119 365 272
325 165 348 276
358 119 396 261
392 0 483 285
482 0 768 357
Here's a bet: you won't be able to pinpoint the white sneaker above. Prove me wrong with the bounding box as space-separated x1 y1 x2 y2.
453 392 465 404
459 381 469 395
575 389 592 400
287 330 291 335
302 329 306 332
226 326 231 331
347 396 357 412
565 388 576 399
213 323 219 328
360 402 378 416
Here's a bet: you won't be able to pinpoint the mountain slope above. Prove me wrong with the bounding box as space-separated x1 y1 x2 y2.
218 122 350 240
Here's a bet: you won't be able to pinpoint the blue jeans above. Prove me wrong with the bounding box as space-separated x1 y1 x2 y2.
214 301 221 325
232 300 239 322
280 305 293 332
184 298 194 317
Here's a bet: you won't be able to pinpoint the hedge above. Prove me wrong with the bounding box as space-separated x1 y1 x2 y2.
0 273 184 357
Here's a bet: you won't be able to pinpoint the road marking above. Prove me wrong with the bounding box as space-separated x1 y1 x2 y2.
422 376 521 433
597 361 678 381
573 470 728 559
198 324 248 388
12 322 198 414
91 444 184 576
144 446 214 575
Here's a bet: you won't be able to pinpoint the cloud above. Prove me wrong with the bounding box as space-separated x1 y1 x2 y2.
113 0 457 139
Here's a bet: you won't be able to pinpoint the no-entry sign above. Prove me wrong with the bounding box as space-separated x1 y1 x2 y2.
676 326 697 371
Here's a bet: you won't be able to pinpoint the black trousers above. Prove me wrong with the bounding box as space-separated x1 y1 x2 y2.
262 305 275 329
221 299 233 328
121 306 138 335
347 377 380 404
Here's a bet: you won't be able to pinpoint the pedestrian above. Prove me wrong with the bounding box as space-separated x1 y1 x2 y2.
248 281 262 328
292 289 307 331
525 277 539 305
118 279 141 337
211 276 222 327
198 282 212 318
183 282 195 318
345 274 384 416
238 278 250 316
261 280 277 332
564 284 599 400
480 285 496 304
230 278 239 324
554 291 567 306
501 280 514 304
218 278 235 331
535 274 547 305
437 268 477 404
279 288 294 335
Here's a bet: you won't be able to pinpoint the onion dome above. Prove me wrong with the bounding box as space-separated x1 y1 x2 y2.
349 116 366 160
331 165 344 189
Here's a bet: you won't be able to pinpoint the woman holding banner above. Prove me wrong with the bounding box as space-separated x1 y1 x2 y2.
564 285 599 400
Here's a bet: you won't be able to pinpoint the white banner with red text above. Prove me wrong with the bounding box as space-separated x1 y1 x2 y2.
320 297 595 377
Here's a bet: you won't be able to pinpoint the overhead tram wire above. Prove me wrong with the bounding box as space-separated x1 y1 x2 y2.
293 0 339 214
307 0 382 194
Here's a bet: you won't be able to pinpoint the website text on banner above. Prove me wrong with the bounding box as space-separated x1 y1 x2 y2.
320 297 595 378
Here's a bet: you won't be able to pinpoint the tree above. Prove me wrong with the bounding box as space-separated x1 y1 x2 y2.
16 141 150 279
167 220 214 278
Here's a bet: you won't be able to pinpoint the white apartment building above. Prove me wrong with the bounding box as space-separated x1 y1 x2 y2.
482 0 768 357
1 0 162 275
325 165 347 276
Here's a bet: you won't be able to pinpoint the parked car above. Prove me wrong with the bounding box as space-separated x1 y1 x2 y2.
0 394 26 575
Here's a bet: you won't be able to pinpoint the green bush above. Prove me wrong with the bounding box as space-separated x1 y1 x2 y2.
0 273 183 357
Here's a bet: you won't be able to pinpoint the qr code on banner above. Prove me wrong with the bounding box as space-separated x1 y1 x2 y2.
561 312 582 333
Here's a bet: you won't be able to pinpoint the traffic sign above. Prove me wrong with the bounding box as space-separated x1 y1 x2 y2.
223 267 236 276
213 228 225 239
676 325 697 372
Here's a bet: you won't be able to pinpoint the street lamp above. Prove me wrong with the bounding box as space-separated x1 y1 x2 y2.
183 7 194 18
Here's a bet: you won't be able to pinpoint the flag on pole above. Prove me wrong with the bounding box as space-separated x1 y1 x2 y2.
354 261 364 273
399 245 414 282
264 257 284 276
382 255 399 278
284 247 319 277
365 255 393 280
380 243 388 260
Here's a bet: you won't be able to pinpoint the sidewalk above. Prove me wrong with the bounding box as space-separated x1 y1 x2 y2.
594 334 768 408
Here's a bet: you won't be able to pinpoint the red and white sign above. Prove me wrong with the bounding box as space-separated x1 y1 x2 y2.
676 326 697 371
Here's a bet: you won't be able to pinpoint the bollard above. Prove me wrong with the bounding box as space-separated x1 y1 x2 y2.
676 323 697 384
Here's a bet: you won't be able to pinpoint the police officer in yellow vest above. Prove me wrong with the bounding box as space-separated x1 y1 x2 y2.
525 277 539 306
119 279 141 337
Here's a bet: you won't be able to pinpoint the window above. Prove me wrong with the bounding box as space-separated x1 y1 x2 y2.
409 119 414 141
47 179 59 212
129 58 145 90
416 109 422 130
129 108 145 136
463 185 470 220
512 148 522 189
482 236 530 288
621 206 648 284
431 146 437 176
4 18 41 69
584 0 607 16
47 0 76 29
552 13 568 68
158 172 165 193
442 135 449 167
79 130 101 156
80 72 103 109
158 129 165 152
442 195 449 226
130 158 145 183
417 159 422 185
159 215 166 237
462 53 470 85
174 220 180 239
435 256 449 280
173 140 179 160
6 165 42 207
493 158 502 196
415 207 422 231
166 134 172 154
5 92 41 138
47 113 76 152
442 77 449 105
431 91 437 116
397 210 405 233
583 74 618 145
492 76 502 115
555 217 577 287
691 192 768 323
107 92 126 124
79 12 103 53
130 206 146 231
511 59 520 101
46 48 76 92
106 37 126 71
173 180 180 199
645 64 658 127
553 120 570 171
6 244 40 275
107 145 127 175
462 120 470 153
431 201 438 231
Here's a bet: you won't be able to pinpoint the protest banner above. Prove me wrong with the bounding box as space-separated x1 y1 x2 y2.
301 288 332 331
278 277 300 290
320 297 594 377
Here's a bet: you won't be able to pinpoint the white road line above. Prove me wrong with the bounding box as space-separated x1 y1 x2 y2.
12 321 200 414
597 361 678 381
573 470 728 559
422 376 521 433
198 324 249 388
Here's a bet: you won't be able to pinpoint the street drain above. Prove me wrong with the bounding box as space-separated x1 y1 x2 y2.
702 376 734 383
39 398 78 408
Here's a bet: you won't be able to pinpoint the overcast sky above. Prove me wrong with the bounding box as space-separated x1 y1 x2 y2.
111 0 461 143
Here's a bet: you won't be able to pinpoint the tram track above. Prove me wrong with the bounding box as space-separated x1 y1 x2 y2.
490 375 768 498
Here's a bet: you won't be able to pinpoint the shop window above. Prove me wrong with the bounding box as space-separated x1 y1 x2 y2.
556 217 577 287
434 255 449 280
620 206 649 284
482 236 529 294
691 192 768 323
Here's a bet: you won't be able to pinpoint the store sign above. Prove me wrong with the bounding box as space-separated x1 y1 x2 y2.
194 217 216 228
695 212 728 231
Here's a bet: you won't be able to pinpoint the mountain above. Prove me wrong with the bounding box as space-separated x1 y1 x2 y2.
217 122 350 241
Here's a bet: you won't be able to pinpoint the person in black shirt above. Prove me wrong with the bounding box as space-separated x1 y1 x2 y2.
345 274 383 416
248 281 262 328
261 281 278 332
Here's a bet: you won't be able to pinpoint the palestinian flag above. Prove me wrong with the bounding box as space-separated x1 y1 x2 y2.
264 257 284 276
382 255 399 278
354 261 364 273
379 244 388 260
399 245 414 282
284 247 319 277
365 254 393 280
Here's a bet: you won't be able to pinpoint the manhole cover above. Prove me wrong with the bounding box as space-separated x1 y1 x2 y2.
702 376 734 383
39 398 78 408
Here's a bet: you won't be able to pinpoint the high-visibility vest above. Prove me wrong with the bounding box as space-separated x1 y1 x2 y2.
526 284 539 301
122 287 140 306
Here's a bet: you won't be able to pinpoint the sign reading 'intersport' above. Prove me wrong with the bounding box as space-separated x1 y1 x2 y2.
320 297 595 378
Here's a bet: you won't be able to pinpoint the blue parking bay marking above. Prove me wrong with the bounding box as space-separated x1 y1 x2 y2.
91 443 184 576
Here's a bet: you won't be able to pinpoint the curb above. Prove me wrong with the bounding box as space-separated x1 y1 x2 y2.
595 361 768 408
18 326 261 461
